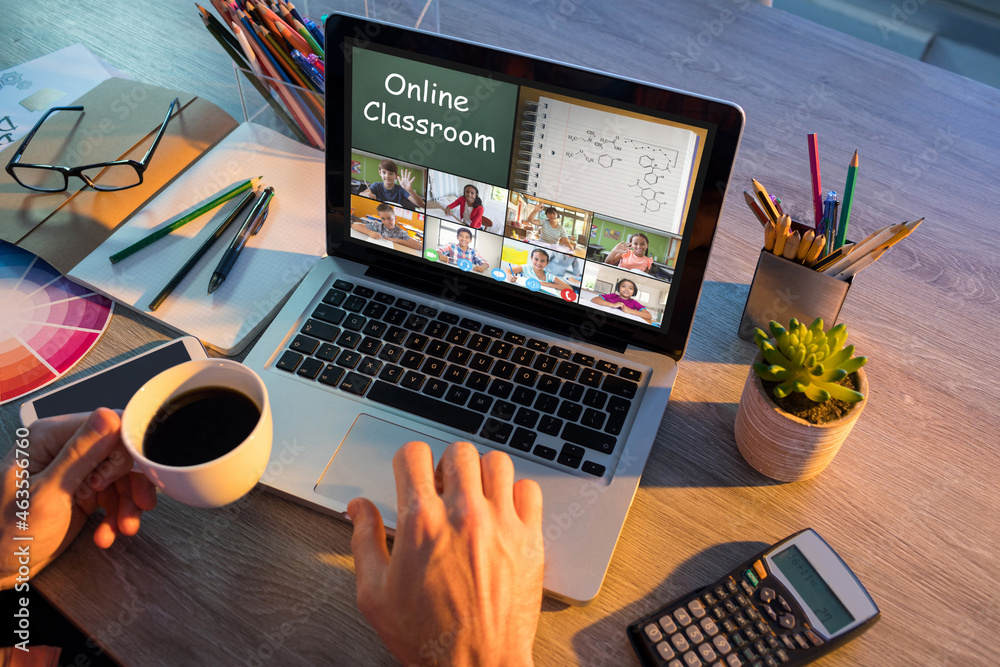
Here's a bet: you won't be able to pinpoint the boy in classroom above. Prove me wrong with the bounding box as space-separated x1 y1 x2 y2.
359 159 426 210
351 203 423 250
591 278 653 322
526 202 576 251
506 247 573 293
437 227 491 273
604 232 654 274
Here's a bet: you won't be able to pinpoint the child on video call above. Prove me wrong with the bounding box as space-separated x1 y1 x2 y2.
506 248 572 293
359 159 426 210
351 203 423 250
605 232 654 274
438 227 490 273
446 184 485 229
526 202 576 251
591 277 652 322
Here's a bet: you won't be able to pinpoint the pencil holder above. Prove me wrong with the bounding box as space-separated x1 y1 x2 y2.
233 63 325 150
738 250 852 340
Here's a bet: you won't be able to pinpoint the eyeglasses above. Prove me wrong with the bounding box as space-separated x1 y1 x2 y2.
4 97 179 192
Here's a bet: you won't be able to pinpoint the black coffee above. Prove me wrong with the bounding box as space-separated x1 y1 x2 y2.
143 387 260 467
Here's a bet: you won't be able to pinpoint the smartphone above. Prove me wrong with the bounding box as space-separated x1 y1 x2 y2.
19 337 207 426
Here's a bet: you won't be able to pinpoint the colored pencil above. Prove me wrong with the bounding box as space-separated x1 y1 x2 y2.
110 177 262 264
196 5 308 144
808 133 823 230
744 190 769 226
751 179 780 224
836 150 858 250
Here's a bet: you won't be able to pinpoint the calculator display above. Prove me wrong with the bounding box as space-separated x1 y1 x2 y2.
771 545 854 635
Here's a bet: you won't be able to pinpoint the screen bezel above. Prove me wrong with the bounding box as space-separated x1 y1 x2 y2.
324 14 744 359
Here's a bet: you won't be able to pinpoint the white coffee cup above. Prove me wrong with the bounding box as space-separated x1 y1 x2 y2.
121 359 272 508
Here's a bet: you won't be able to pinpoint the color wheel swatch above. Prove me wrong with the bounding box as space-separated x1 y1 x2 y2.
1 241 113 405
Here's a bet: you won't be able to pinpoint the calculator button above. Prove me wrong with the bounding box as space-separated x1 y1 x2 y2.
671 633 691 652
724 600 738 614
730 632 746 648
644 623 664 643
745 607 760 622
674 608 693 627
764 655 778 667
740 580 755 596
734 594 749 608
685 625 704 644
762 604 777 621
752 560 767 581
765 635 780 651
711 606 726 620
714 586 727 600
700 617 719 637
754 640 768 655
734 613 749 627
759 587 776 604
779 634 795 650
697 643 718 663
682 651 702 667
726 580 739 595
688 599 707 619
779 614 795 630
659 615 678 634
775 648 790 663
743 626 757 641
725 654 743 667
722 619 737 634
756 622 769 636
741 647 756 663
668 661 684 667
793 633 809 650
656 641 677 661
703 592 717 606
712 634 732 654
777 596 792 613
804 629 823 646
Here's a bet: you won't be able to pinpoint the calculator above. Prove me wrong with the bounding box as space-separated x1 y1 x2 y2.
627 529 879 667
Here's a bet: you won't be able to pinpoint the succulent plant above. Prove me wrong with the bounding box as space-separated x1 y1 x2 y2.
753 318 867 403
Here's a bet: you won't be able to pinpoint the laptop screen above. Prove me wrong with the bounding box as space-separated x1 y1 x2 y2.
326 16 743 358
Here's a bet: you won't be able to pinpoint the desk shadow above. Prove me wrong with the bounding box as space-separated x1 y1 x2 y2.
642 400 783 489
570 541 768 667
683 280 756 365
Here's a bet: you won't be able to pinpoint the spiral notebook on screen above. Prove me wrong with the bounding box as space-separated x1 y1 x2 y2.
242 14 744 604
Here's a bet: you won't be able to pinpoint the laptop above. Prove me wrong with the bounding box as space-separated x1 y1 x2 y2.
242 14 744 604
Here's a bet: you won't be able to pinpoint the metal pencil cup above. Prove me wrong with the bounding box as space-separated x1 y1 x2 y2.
737 250 852 340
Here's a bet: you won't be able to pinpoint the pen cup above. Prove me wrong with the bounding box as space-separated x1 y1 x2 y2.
233 63 325 150
737 250 852 340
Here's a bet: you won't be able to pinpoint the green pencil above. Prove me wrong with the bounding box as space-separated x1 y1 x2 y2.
109 176 261 264
836 150 858 250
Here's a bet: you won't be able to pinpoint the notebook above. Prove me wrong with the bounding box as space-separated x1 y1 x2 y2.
68 122 326 355
242 14 744 604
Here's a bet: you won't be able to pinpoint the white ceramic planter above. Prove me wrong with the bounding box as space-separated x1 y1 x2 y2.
734 358 868 482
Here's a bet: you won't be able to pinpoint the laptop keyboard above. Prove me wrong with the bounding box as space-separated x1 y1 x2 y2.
271 277 646 479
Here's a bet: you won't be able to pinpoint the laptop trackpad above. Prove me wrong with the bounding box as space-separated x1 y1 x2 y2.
313 414 451 528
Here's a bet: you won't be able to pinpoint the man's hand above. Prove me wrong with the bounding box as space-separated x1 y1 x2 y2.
350 441 543 666
1 409 157 588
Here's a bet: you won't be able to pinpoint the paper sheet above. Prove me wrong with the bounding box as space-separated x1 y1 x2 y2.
0 44 115 151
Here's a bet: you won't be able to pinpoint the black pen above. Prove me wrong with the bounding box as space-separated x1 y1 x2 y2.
147 187 258 311
208 186 274 294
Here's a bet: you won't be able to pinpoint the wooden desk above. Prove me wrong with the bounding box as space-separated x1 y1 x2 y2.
2 2 998 665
